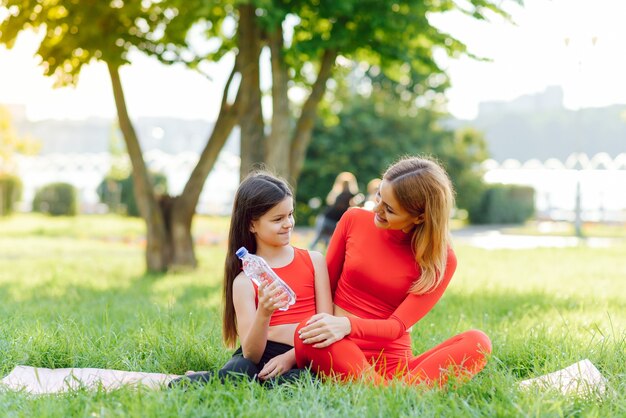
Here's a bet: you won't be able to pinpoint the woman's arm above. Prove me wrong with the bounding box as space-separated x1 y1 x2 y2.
336 248 457 341
233 273 287 363
300 248 457 345
309 250 333 314
325 210 349 294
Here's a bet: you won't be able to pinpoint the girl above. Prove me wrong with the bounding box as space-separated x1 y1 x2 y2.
172 171 332 387
295 156 491 387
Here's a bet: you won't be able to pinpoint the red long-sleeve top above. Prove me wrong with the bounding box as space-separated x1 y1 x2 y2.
327 208 457 341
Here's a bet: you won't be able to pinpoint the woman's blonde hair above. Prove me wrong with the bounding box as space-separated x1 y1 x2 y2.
383 156 455 295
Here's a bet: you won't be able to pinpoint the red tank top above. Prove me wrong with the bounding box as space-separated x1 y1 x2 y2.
252 247 317 326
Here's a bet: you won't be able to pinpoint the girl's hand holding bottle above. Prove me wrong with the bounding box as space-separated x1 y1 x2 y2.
257 279 289 316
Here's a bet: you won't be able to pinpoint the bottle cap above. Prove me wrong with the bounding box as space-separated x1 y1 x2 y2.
235 247 248 258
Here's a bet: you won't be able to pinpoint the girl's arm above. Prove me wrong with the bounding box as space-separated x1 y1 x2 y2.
309 250 333 314
233 273 287 363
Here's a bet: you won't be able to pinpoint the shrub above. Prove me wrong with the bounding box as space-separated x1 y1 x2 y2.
0 174 22 216
97 172 168 217
33 182 77 216
468 183 535 224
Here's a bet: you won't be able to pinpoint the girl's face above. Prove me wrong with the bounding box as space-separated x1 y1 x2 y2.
373 180 422 233
250 197 295 248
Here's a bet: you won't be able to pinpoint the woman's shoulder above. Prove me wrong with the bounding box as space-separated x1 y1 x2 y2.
343 207 374 222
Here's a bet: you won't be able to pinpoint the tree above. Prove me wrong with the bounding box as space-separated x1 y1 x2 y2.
0 0 520 272
0 0 240 271
163 0 520 184
0 106 39 215
0 105 39 171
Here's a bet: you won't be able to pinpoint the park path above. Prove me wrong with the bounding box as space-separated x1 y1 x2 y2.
451 225 623 250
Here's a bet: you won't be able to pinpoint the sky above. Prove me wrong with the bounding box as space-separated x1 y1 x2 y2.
1 0 625 121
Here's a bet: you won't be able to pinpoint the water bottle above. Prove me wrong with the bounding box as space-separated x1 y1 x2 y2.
235 247 296 311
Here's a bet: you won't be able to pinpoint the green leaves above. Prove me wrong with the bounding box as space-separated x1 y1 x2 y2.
0 0 177 85
297 82 489 219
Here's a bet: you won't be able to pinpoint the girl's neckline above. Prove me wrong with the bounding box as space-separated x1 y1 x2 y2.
256 245 295 269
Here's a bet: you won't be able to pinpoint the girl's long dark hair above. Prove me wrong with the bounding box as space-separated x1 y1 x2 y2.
222 171 293 348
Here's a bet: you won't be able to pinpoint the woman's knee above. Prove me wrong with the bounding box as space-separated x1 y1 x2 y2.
294 317 314 367
462 329 492 355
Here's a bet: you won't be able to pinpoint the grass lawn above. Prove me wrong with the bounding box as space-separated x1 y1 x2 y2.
0 214 624 417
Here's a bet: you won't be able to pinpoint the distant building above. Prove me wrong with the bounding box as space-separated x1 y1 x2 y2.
478 86 564 115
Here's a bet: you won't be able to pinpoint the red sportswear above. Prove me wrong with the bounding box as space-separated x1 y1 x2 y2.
252 247 317 326
329 208 457 341
295 208 492 385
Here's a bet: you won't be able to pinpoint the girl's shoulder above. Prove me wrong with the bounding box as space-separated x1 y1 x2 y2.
305 249 324 264
232 271 254 292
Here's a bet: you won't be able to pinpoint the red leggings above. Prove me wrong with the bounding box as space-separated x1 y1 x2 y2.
294 321 492 386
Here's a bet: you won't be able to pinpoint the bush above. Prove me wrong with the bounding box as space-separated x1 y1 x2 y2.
0 174 22 216
33 182 77 216
468 183 535 224
97 172 168 217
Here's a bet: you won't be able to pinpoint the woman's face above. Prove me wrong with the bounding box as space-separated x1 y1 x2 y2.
372 180 422 233
250 197 295 248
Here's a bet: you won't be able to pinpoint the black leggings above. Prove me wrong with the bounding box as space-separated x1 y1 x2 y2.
168 341 311 388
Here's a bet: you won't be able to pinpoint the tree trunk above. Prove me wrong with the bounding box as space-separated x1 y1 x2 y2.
289 49 337 186
237 4 265 180
171 60 241 268
107 62 170 272
265 25 291 179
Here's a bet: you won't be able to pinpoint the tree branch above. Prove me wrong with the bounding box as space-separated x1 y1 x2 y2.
289 48 337 184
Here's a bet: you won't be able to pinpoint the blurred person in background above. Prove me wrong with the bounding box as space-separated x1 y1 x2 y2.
362 178 382 211
309 172 361 250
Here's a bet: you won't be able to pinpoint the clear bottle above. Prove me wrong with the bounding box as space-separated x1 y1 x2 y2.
235 247 296 311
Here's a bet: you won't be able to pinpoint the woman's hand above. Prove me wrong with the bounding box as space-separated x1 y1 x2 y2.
257 280 289 317
257 349 296 381
297 313 351 348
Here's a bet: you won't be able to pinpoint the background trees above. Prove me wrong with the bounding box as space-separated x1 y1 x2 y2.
0 0 519 272
0 105 39 215
296 77 489 224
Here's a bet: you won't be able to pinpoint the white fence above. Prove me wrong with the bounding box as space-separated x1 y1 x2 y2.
482 152 626 222
11 151 626 221
15 150 240 215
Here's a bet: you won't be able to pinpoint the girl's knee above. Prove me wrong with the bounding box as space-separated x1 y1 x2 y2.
220 356 259 379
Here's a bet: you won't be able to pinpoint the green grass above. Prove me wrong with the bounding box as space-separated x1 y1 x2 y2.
1 214 624 417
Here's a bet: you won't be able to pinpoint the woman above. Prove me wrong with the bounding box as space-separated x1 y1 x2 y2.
309 171 360 250
295 156 491 386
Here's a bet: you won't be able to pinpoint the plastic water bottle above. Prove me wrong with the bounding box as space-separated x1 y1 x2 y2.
235 247 296 310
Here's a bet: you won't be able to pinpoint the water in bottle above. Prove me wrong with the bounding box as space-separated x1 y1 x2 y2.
235 247 296 310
